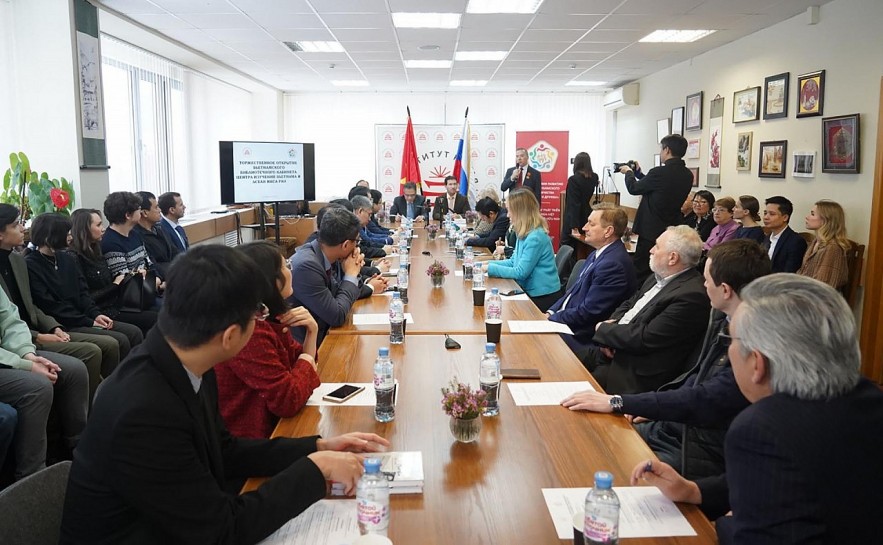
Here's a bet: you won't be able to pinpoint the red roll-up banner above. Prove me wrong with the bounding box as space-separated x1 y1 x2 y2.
514 131 569 250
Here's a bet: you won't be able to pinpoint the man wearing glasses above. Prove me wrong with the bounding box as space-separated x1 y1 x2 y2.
389 181 428 222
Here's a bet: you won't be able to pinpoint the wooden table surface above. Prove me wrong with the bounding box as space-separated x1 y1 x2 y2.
330 232 551 335
244 334 716 544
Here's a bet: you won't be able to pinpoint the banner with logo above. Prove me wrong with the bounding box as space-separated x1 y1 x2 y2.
375 124 505 207
515 131 570 250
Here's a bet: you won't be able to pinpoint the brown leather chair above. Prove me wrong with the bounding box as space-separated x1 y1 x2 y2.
843 239 865 307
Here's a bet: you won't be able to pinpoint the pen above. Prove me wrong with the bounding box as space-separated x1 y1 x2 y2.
644 460 653 474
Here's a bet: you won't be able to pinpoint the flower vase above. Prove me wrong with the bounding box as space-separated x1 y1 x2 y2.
431 273 445 288
449 416 482 443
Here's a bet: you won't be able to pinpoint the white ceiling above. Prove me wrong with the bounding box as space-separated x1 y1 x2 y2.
94 0 833 93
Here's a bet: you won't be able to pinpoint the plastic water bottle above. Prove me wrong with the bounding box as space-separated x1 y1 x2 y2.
357 458 390 536
584 471 619 545
455 234 465 260
389 292 404 344
398 240 409 272
397 266 408 304
479 343 501 416
373 347 395 422
463 246 474 281
486 288 503 320
473 262 484 289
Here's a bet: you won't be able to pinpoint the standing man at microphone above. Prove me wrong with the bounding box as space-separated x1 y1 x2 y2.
501 147 542 204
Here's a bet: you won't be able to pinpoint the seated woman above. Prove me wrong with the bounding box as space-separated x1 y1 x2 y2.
471 186 502 238
24 213 143 360
486 189 562 312
69 208 159 336
732 195 765 243
215 241 321 439
682 190 715 241
797 200 850 290
561 151 599 251
703 197 739 251
466 196 510 251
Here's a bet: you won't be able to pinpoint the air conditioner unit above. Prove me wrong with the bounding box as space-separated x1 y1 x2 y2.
603 83 639 110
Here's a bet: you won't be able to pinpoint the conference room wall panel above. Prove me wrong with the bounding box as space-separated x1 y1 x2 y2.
283 92 607 201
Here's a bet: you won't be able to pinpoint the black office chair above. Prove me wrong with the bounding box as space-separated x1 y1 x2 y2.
0 461 72 545
566 259 586 291
555 245 574 287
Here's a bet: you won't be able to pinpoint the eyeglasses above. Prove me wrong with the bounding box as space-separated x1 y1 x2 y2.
712 208 732 213
718 331 741 343
255 303 270 321
284 259 292 271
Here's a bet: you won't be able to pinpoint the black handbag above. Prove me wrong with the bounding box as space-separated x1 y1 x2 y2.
119 270 157 312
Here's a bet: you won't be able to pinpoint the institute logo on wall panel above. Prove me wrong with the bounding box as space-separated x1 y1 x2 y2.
515 131 570 251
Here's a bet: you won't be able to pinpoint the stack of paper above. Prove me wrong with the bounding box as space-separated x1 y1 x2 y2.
332 451 424 495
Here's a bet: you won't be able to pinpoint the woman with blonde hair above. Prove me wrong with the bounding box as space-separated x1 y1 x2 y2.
486 189 562 311
797 200 851 289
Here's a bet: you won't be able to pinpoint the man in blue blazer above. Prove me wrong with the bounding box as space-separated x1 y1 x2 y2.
158 191 189 253
547 204 637 353
761 195 806 273
389 181 429 222
631 274 883 544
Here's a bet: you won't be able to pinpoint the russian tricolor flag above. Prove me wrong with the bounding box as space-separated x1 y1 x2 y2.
452 110 470 197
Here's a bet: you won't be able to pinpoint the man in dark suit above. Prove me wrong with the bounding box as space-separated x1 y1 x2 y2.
632 274 883 544
158 191 189 253
60 245 388 544
761 195 806 273
590 225 710 394
134 191 180 280
389 181 429 222
466 197 510 251
288 208 383 346
547 204 637 353
501 147 542 203
620 134 693 283
433 175 471 220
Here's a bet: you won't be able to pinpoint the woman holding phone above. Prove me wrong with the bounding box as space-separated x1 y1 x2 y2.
215 241 321 439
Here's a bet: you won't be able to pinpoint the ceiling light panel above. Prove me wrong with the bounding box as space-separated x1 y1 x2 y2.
404 59 453 68
450 80 488 86
392 12 461 29
331 80 370 87
466 0 544 14
454 51 508 61
639 30 717 43
287 41 345 53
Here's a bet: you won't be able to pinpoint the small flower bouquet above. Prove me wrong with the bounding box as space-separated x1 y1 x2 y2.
425 223 439 240
465 210 479 225
426 260 449 277
441 380 487 420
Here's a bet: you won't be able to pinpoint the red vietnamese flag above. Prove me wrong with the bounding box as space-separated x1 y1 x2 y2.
399 108 422 195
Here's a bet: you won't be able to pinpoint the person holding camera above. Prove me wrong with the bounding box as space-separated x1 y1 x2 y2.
619 134 694 283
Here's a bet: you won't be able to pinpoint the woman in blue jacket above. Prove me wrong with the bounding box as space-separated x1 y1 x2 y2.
486 189 562 312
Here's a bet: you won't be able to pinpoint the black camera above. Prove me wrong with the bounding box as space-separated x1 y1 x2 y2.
613 160 638 171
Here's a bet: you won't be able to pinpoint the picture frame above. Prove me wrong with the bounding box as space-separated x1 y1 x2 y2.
763 72 789 120
671 106 685 135
733 86 761 123
685 91 703 131
797 69 825 118
822 113 860 173
758 140 787 178
653 154 662 167
689 167 699 187
736 132 752 171
656 118 670 143
792 150 816 178
685 138 701 159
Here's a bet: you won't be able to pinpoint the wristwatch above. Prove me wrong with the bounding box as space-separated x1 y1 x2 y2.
609 395 624 413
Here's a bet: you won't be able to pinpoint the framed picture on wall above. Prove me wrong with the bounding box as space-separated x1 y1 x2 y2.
792 151 816 178
822 113 860 173
689 167 699 187
671 107 685 135
763 72 789 119
686 138 701 159
733 87 761 123
653 154 662 167
797 70 825 117
736 132 753 171
759 140 787 178
685 91 703 131
657 118 670 142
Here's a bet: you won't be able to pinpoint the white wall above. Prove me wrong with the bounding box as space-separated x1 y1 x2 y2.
284 92 606 201
613 0 881 245
0 1 17 162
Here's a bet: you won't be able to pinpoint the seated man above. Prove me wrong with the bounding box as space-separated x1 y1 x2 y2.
563 240 770 480
631 274 883 544
158 191 188 253
547 204 637 354
134 191 180 279
389 181 428 222
367 189 393 237
432 175 470 220
590 225 710 394
352 195 392 247
60 245 389 544
288 208 383 346
466 197 510 251
761 195 806 273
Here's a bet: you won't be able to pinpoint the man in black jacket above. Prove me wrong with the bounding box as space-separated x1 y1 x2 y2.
389 182 429 222
134 191 179 280
620 134 694 283
501 147 542 203
563 239 770 480
61 245 388 544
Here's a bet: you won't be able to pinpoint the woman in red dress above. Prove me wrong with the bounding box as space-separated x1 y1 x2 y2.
215 241 321 438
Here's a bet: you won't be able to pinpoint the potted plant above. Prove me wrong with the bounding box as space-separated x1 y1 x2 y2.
426 260 449 288
441 379 487 443
2 152 76 220
425 223 439 240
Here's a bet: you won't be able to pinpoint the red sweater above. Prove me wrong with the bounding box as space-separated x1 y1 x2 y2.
215 320 321 439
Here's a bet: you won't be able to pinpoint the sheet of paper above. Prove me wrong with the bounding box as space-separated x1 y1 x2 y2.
500 293 530 301
257 500 359 545
542 487 697 539
352 313 414 325
453 270 463 277
507 381 594 406
507 320 573 334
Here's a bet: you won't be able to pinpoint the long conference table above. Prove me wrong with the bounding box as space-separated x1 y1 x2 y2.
244 228 716 544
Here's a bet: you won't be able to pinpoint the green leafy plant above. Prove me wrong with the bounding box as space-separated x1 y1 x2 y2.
2 152 76 219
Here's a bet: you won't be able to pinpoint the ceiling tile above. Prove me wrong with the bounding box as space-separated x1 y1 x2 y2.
229 0 313 13
176 13 261 29
460 13 532 29
247 13 325 29
319 14 393 28
537 0 624 15
156 28 217 43
595 14 666 30
388 0 467 10
266 28 336 41
554 51 610 62
530 14 605 29
340 41 400 52
616 0 703 15
395 28 458 43
128 13 195 30
334 29 395 41
97 0 166 14
349 52 401 61
580 29 643 42
511 41 572 52
203 28 273 42
149 0 235 13
521 29 587 42
312 0 389 13
458 27 523 41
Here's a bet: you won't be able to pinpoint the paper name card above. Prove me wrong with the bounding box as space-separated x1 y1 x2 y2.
352 313 415 325
508 320 573 334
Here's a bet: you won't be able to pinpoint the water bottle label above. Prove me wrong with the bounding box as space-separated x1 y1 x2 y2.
374 375 394 389
358 499 389 531
584 512 618 541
